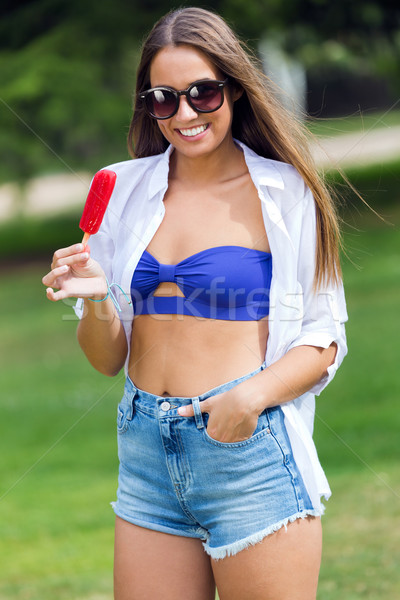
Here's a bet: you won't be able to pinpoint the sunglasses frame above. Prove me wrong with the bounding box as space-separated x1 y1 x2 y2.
139 78 229 120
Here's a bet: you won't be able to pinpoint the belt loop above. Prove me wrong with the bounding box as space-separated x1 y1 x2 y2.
191 397 204 429
127 389 137 421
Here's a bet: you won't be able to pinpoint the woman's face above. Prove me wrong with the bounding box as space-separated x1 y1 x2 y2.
149 44 238 160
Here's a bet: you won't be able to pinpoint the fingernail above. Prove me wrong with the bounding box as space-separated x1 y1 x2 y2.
77 244 83 251
81 252 89 259
178 407 188 416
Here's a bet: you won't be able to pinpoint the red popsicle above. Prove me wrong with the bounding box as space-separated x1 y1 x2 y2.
79 169 117 246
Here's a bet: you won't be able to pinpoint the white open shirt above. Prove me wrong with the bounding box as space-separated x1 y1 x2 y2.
74 140 348 512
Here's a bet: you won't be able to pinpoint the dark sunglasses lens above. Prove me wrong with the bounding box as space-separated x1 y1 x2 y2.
146 89 177 118
189 82 223 112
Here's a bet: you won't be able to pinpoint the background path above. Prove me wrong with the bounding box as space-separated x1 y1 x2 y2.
311 125 400 169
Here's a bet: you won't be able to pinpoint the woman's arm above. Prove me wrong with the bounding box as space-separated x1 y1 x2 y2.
178 343 336 443
76 299 127 376
249 343 338 411
42 243 128 376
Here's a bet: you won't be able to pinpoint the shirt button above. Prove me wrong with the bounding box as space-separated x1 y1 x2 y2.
160 401 171 412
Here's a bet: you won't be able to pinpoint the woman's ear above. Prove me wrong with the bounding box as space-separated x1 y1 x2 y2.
232 84 244 102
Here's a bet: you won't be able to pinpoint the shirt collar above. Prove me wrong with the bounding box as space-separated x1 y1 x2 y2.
234 139 285 190
148 145 173 199
147 139 285 198
234 140 294 250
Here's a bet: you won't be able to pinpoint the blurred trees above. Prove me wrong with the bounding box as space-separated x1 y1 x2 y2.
0 0 139 184
0 0 399 185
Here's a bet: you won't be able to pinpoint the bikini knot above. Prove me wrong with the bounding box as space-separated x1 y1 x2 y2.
158 263 176 283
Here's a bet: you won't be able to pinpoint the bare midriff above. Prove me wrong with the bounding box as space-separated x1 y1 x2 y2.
128 310 269 397
127 154 270 397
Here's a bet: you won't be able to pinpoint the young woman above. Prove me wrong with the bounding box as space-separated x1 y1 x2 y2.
43 7 347 600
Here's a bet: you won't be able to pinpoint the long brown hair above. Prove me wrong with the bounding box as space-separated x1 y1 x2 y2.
128 7 342 289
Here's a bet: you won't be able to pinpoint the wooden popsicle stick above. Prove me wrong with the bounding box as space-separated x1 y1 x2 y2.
81 231 90 247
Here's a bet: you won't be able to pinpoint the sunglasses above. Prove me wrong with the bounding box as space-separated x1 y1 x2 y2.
139 78 229 120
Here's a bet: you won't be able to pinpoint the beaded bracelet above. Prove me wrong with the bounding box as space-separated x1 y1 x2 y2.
88 278 132 313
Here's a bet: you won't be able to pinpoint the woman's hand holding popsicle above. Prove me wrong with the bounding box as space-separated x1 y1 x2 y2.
42 169 127 375
42 243 108 302
43 169 117 303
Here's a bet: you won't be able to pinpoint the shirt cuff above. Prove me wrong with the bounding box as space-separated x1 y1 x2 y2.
286 332 347 396
73 297 84 319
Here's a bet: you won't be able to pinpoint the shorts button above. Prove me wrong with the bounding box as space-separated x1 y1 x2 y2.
160 401 171 412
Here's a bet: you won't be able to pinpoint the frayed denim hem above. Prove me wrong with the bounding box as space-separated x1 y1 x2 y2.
203 508 323 560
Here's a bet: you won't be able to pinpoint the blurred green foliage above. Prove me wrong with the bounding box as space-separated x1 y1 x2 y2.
0 0 399 185
0 213 80 264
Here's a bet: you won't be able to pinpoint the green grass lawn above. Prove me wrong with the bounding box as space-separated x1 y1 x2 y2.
1 211 399 599
0 264 120 599
315 222 400 599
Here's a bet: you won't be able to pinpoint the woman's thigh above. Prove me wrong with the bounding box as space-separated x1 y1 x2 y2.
114 516 216 600
211 516 322 600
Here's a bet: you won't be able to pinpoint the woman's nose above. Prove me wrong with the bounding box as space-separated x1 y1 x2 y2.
175 96 198 121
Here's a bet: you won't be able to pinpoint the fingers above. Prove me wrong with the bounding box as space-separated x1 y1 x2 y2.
51 243 89 269
42 241 106 302
52 250 89 270
42 264 69 287
53 242 85 260
45 286 69 302
43 264 71 302
178 398 210 417
178 405 194 417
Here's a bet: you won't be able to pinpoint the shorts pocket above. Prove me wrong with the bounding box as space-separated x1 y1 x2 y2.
202 411 271 448
117 397 135 434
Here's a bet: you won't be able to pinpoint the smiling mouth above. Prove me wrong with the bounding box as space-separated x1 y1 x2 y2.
178 124 209 137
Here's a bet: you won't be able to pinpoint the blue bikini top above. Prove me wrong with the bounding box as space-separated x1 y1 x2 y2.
130 245 272 321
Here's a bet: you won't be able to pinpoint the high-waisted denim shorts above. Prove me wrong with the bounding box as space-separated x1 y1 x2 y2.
111 362 321 560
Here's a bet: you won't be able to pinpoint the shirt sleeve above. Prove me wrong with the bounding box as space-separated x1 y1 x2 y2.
286 187 348 395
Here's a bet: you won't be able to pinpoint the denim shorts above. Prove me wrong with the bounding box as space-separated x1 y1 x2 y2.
111 362 321 560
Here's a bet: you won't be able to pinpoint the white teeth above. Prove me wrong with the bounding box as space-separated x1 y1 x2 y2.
179 124 207 137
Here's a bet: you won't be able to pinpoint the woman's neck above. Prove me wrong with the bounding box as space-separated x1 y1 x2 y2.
169 136 246 186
